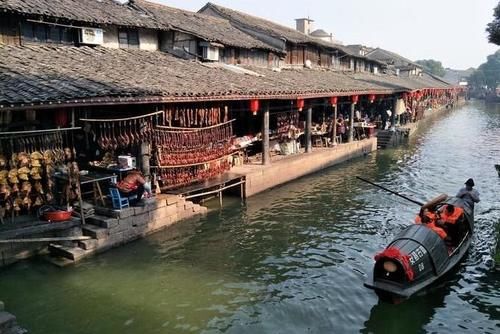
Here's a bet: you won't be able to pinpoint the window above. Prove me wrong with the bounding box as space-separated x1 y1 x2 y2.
118 29 139 49
21 21 74 45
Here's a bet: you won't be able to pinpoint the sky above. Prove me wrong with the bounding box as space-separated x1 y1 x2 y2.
151 0 499 70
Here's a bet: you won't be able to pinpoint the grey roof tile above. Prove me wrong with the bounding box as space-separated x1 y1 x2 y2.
0 44 452 108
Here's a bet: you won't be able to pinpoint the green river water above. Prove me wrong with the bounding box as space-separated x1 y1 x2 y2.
0 101 499 333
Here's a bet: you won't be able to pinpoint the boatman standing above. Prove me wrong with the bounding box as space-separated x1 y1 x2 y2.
456 178 480 209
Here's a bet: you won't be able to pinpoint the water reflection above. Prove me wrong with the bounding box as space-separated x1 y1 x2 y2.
362 287 449 334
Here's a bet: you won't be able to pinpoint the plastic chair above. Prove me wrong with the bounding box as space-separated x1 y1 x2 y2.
109 187 129 209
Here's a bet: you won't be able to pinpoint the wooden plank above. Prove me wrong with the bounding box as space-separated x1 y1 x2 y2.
0 236 91 243
0 220 80 239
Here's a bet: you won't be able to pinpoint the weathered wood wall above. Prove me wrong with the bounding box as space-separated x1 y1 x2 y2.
0 15 20 46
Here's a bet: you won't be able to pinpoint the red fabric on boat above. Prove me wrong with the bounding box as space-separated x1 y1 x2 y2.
375 246 415 281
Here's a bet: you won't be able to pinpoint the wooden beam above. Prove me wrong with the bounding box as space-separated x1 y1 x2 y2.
349 102 355 142
0 236 91 243
305 106 312 153
0 220 80 240
262 101 270 165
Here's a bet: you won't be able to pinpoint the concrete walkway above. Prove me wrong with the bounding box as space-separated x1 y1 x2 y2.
232 138 377 197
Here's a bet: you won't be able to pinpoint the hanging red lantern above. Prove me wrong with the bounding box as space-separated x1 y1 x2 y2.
296 98 305 111
54 109 68 127
329 96 338 106
368 94 376 103
250 99 259 116
351 95 359 104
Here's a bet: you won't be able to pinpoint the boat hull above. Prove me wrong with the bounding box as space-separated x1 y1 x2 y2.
365 196 473 300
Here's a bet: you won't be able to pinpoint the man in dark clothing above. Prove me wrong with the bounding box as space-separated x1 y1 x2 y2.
456 178 480 209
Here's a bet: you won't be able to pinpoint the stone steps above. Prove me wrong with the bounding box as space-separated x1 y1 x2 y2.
45 196 208 265
82 224 109 239
48 243 90 262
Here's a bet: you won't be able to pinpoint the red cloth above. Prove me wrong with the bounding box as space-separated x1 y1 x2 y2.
375 246 415 281
117 180 138 192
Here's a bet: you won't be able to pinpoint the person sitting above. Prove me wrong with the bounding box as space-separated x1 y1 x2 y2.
116 169 151 205
456 178 480 209
336 115 346 142
415 208 447 240
438 204 464 245
439 204 464 225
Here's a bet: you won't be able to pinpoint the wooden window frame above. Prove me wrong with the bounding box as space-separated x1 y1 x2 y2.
118 29 139 49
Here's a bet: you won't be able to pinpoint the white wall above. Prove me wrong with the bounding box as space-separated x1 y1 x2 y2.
102 26 119 49
139 29 158 51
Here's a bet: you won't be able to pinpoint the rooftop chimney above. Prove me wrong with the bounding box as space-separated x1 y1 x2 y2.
295 17 314 35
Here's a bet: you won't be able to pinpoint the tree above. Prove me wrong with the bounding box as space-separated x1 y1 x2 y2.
415 59 446 77
468 50 500 89
486 2 500 45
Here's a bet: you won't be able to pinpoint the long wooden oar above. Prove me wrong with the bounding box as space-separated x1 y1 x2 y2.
356 176 424 206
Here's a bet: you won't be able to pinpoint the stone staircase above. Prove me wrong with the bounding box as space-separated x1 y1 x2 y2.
376 130 394 148
376 128 410 149
47 195 207 266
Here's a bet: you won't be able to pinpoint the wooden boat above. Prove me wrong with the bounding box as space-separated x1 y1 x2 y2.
364 195 474 301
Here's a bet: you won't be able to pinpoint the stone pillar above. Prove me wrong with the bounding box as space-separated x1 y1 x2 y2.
262 101 270 165
305 106 312 153
140 141 151 177
332 104 337 144
392 97 398 128
348 102 355 142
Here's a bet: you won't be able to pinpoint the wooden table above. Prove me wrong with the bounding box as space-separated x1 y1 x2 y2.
353 123 376 140
90 165 133 182
311 131 328 147
56 172 115 207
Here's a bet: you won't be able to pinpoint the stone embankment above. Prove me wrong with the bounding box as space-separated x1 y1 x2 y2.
0 302 27 334
48 194 207 265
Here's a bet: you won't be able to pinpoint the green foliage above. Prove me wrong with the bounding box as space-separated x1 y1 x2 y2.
486 2 500 45
468 50 500 89
415 59 446 77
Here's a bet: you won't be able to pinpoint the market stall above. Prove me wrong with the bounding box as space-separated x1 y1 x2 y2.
80 110 163 174
0 127 80 223
151 104 234 190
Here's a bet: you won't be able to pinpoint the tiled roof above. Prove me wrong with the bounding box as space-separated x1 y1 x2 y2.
0 44 452 109
0 0 161 29
0 0 279 52
200 2 313 45
134 0 280 52
200 3 383 64
364 48 421 69
350 72 452 91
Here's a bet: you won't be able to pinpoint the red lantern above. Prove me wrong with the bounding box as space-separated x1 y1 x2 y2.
54 109 68 127
250 99 259 116
351 95 359 104
368 94 376 103
296 98 305 111
329 96 338 106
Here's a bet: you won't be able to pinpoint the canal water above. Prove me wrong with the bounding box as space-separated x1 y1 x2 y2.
0 101 499 334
